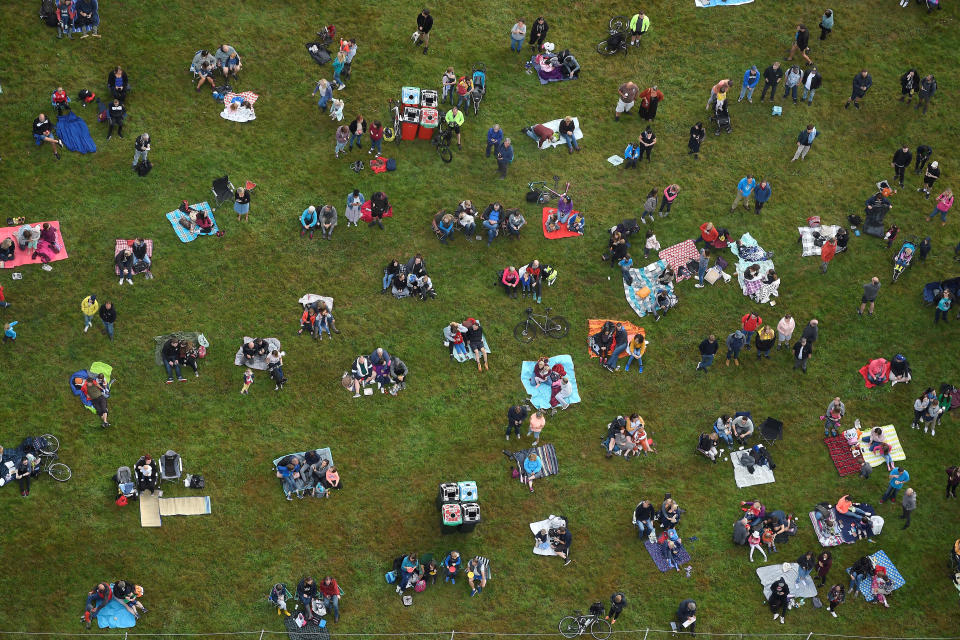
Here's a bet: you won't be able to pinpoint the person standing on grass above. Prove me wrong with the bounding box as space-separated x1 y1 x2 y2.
753 181 771 214
819 9 834 40
106 98 125 140
858 277 881 315
731 175 756 212
688 122 705 158
782 64 802 104
899 69 919 103
826 584 844 618
917 74 937 114
510 20 526 53
801 66 821 105
529 16 549 52
606 593 628 625
945 466 960 499
615 81 639 121
725 329 746 367
445 106 464 150
696 334 718 372
99 301 116 341
706 78 731 112
347 114 365 152
792 336 812 373
786 23 812 64
891 144 912 188
485 123 502 157
740 313 762 350
506 404 528 441
660 184 679 217
638 126 656 161
776 313 795 349
440 67 456 106
628 11 650 47
131 133 150 169
792 124 818 162
927 189 953 226
919 161 940 199
234 186 250 222
819 237 836 273
914 144 933 175
739 66 759 103
760 62 783 102
368 121 383 155
881 466 909 504
844 69 872 109
341 39 357 81
415 8 433 54
694 247 710 288
934 290 951 324
528 409 545 445
900 488 916 529
496 138 513 179
81 294 99 333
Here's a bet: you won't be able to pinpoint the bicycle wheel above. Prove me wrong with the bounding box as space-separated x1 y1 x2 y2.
590 617 612 640
47 462 72 482
38 434 59 454
596 40 617 56
438 146 453 163
609 16 627 31
545 316 569 339
514 320 537 344
558 617 581 639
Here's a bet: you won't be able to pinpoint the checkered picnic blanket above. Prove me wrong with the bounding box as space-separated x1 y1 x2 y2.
657 239 699 282
798 225 841 257
623 259 677 319
165 202 218 243
224 91 259 105
114 239 152 275
849 551 905 602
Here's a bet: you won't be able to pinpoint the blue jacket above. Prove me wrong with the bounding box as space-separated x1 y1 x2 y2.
754 183 772 203
889 468 909 488
497 142 514 164
523 457 543 475
737 177 756 197
4 321 17 339
487 127 503 145
438 218 454 234
300 208 317 227
742 67 759 89
625 144 640 160
443 553 461 571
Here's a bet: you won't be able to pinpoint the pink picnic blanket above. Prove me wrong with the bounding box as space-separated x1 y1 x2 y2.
657 239 698 282
224 91 259 105
0 221 68 268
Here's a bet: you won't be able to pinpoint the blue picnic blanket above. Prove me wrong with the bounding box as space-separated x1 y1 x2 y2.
165 202 218 243
847 550 905 602
644 539 692 572
55 111 97 154
623 259 677 319
96 596 137 629
837 504 876 543
520 355 581 409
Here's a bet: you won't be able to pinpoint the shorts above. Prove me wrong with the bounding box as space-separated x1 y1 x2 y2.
616 99 635 114
469 340 483 352
861 295 876 304
631 27 644 36
91 396 108 416
447 123 461 133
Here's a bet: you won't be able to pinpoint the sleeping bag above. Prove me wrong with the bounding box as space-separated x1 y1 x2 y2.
55 111 97 154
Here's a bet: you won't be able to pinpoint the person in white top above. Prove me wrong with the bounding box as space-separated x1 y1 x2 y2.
510 21 527 53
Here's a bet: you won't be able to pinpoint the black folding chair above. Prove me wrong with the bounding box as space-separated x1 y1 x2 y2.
759 417 784 445
210 175 235 211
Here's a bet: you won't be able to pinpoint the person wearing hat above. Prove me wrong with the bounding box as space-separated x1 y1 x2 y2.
676 599 697 633
81 294 100 333
725 329 746 366
748 530 767 562
919 160 940 199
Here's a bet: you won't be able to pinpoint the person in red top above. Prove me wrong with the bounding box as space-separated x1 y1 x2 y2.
638 85 665 121
52 86 69 115
318 576 342 622
741 313 763 350
820 237 837 274
526 260 543 304
368 120 384 156
83 583 113 629
0 285 9 309
695 222 719 247
298 307 318 337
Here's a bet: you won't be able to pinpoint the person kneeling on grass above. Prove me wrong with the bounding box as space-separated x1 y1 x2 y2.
465 557 487 596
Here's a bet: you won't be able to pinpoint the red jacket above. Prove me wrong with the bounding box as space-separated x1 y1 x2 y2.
53 90 68 105
741 314 762 332
699 223 718 243
821 241 837 263
318 579 341 598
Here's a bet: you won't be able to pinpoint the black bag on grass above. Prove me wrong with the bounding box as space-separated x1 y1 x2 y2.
136 160 153 177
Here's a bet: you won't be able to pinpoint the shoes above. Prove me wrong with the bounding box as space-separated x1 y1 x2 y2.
178 377 187 382
563 557 572 566
694 283 704 288
126 278 133 285
118 278 124 285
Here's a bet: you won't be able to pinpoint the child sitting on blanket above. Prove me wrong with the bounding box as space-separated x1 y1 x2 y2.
545 212 561 232
535 528 551 552
567 212 584 235
531 357 551 386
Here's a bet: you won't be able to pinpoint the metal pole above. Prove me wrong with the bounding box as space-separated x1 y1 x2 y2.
260 630 266 640
451 630 456 640
643 628 649 640
806 633 813 640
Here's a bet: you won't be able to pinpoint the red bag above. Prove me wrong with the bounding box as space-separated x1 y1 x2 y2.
369 157 387 174
116 495 128 507
198 345 207 358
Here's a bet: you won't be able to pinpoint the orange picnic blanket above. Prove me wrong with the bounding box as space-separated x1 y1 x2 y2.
587 319 645 358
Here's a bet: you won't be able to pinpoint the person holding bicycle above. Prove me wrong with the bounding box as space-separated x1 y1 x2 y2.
445 107 464 150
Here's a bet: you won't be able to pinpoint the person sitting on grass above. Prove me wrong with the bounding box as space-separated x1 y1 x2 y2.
196 62 216 91
714 415 734 445
298 306 318 337
465 557 487 596
443 551 462 583
697 432 719 463
464 318 488 371
550 525 573 565
733 414 755 444
318 576 342 622
300 205 318 238
82 583 113 629
162 338 186 382
277 456 305 500
660 497 682 529
634 499 656 539
606 421 636 459
507 209 526 237
567 211 585 235
33 113 64 160
350 354 373 397
436 211 455 244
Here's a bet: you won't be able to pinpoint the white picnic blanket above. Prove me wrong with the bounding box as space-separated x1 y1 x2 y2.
798 225 841 257
731 450 775 488
530 515 567 556
696 0 753 6
757 563 818 600
298 294 334 311
536 117 584 150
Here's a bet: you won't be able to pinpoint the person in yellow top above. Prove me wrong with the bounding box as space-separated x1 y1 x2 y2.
629 12 650 47
81 294 100 333
444 106 465 150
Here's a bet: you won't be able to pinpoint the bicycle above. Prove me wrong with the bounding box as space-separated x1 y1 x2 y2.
527 175 571 204
432 121 453 163
514 307 569 343
597 16 629 56
558 611 612 640
34 434 72 482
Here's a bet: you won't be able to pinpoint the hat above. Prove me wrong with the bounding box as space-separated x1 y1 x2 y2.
543 42 555 53
465 317 476 325
931 161 939 168
750 530 760 539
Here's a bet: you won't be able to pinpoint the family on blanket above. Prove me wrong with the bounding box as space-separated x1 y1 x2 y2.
275 451 341 500
534 524 573 565
82 581 146 630
528 356 574 413
175 201 215 235
1 222 63 265
602 414 656 458
390 552 490 597
732 501 797 551
381 254 436 300
297 298 340 340
443 318 489 371
347 348 408 397
160 337 203 383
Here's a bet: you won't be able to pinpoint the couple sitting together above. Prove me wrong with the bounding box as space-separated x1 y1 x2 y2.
712 413 755 446
161 337 202 382
298 300 340 340
604 414 656 459
443 318 489 371
544 196 584 235
276 452 342 500
633 497 683 541
349 348 408 397
114 239 153 283
382 254 436 300
175 201 215 235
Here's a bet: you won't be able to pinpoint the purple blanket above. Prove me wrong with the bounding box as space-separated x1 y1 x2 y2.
643 540 691 572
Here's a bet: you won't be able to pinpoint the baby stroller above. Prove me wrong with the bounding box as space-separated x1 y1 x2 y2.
316 25 336 46
470 64 486 116
892 238 917 283
115 466 138 500
712 101 732 135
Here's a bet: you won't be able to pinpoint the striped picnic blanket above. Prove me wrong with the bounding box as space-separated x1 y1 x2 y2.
508 443 559 480
224 91 259 105
165 202 218 243
657 239 698 281
859 425 905 467
114 239 152 275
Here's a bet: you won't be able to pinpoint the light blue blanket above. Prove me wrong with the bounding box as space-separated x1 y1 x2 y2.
97 597 137 629
520 355 581 409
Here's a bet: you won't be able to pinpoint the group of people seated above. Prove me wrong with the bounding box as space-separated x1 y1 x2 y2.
442 318 489 371
813 494 878 540
114 240 153 283
288 575 343 623
711 413 756 448
348 347 408 397
1 222 62 263
529 356 573 413
531 43 580 81
191 44 243 90
161 337 202 382
382 254 436 300
534 525 573 565
732 500 797 551
299 204 338 239
634 495 686 568
297 300 340 340
175 201 215 235
80 371 112 427
847 554 895 607
82 581 146 629
603 414 656 459
432 200 527 245
275 451 342 500
498 260 556 300
392 551 490 594
544 196 584 234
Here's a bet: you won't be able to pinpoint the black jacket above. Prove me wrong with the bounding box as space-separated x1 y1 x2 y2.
132 241 148 260
851 72 873 97
108 102 125 123
609 593 628 614
634 502 656 522
508 405 528 426
768 579 790 606
134 134 150 151
33 117 52 136
698 338 718 356
795 28 809 50
99 305 116 323
801 69 821 90
793 341 812 360
797 553 815 571
919 76 937 96
892 148 912 167
530 20 548 41
900 71 918 93
917 145 932 160
161 340 180 362
592 330 613 349
115 251 134 271
465 325 483 343
763 65 784 85
613 326 628 347
416 13 433 33
107 70 129 91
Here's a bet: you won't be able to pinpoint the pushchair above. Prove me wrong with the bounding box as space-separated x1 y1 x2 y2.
115 466 138 500
316 25 336 46
892 238 917 283
470 64 486 116
711 102 732 135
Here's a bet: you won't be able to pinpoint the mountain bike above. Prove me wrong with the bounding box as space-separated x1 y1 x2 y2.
514 307 569 343
558 611 612 640
432 121 453 163
527 175 571 204
35 434 72 482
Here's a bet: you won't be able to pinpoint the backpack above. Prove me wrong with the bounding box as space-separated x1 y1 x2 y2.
588 602 605 617
40 0 58 26
135 159 152 177
386 158 397 171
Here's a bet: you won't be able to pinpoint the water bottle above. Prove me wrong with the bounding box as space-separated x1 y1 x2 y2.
854 229 861 236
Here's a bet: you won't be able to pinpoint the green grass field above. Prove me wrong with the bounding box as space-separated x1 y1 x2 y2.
1 0 960 636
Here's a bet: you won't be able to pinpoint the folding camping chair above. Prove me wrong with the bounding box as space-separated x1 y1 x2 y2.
160 450 183 483
759 418 783 445
210 175 235 211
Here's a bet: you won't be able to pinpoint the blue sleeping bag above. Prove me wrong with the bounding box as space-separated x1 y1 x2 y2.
69 370 93 407
56 111 97 154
